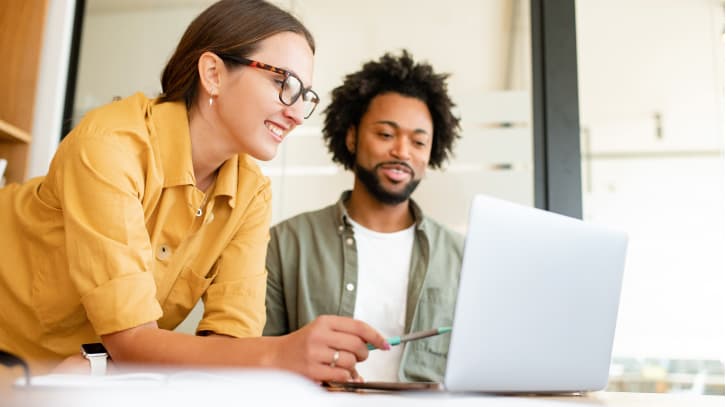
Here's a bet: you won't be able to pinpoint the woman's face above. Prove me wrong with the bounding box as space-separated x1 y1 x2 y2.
215 32 314 161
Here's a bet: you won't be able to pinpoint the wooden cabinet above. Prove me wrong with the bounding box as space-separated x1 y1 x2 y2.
0 1 48 184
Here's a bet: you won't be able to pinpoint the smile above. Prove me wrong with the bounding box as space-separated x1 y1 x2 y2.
265 121 286 142
379 163 413 182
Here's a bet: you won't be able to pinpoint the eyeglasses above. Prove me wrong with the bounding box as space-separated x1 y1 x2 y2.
217 54 320 119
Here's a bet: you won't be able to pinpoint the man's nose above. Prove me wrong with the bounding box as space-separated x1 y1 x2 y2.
391 137 411 160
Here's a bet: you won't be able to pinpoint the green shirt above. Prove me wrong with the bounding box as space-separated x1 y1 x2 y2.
264 191 464 381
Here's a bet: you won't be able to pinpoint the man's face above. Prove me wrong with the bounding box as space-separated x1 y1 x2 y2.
347 92 433 205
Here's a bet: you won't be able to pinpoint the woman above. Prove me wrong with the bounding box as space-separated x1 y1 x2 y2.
0 0 387 383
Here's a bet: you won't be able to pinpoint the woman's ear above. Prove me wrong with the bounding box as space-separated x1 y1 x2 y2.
345 127 356 154
198 51 223 97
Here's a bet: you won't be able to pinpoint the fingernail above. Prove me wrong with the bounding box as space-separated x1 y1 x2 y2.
383 342 391 350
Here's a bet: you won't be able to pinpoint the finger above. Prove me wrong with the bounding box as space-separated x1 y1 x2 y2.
310 363 354 383
323 331 370 362
324 316 389 351
314 348 356 371
351 369 364 383
307 355 355 382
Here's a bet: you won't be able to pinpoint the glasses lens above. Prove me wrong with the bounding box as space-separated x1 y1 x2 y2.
301 90 319 119
281 75 302 105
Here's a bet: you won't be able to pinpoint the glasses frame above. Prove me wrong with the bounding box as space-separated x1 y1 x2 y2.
216 54 319 119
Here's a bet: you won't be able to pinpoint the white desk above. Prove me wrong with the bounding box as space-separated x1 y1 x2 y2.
1 370 723 407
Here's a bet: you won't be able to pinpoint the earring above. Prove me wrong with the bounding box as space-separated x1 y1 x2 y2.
209 88 217 107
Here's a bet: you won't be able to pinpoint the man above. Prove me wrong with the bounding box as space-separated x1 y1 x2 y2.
264 51 463 382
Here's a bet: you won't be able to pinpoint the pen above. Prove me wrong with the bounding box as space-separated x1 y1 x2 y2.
367 326 452 350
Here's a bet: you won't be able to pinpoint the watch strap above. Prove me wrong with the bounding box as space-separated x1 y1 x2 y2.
87 354 107 376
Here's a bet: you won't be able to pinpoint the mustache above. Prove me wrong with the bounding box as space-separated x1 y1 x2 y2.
374 161 415 177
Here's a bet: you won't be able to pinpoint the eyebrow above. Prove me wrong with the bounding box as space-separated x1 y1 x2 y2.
374 120 430 135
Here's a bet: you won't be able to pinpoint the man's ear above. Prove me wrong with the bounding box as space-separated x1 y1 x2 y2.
345 127 356 154
198 51 223 97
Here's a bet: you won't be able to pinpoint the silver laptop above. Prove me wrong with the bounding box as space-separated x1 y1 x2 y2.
444 194 628 393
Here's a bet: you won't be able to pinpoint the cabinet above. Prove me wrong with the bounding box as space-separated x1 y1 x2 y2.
0 1 48 184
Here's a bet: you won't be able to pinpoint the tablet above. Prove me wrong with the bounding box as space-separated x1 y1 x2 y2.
323 381 442 392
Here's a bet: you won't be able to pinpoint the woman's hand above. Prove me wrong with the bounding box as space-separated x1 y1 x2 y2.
273 315 389 383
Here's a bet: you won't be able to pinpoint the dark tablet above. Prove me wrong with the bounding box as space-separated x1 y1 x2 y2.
323 381 442 392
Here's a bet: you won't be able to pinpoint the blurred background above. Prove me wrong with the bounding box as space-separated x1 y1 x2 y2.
2 0 723 395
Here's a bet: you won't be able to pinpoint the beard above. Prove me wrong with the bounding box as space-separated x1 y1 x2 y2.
354 161 421 205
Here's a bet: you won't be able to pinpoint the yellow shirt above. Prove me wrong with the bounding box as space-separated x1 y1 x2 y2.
0 93 270 367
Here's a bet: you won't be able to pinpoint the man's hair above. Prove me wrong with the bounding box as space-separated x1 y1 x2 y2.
322 50 461 170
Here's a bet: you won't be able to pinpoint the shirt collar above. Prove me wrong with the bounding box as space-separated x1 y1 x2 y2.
334 190 426 232
148 98 243 207
212 154 239 206
148 99 195 188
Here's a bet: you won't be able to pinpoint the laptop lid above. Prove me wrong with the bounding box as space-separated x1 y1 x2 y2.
444 195 627 393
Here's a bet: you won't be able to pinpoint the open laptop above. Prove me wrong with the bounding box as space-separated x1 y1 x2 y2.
443 194 628 393
326 194 627 393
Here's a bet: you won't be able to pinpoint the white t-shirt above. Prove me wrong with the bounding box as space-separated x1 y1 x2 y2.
348 217 415 382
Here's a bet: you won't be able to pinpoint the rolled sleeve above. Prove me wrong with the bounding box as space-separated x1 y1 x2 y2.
81 272 162 335
197 183 272 338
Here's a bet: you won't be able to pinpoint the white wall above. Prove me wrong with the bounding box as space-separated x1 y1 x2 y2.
577 0 725 360
74 6 202 118
28 0 77 178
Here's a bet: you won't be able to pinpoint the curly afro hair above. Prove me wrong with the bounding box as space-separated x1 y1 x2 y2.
322 50 461 170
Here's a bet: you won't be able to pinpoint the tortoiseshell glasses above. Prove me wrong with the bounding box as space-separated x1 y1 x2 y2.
218 54 319 119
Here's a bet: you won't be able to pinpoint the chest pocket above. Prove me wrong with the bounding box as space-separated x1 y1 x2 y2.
157 261 220 329
415 287 455 355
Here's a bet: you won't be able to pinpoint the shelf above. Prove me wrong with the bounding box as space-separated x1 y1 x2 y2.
0 119 31 143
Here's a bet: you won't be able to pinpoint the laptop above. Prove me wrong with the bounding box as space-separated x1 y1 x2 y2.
443 194 628 393
326 194 627 393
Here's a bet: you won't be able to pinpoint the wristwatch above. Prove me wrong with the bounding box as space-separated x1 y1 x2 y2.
81 343 109 376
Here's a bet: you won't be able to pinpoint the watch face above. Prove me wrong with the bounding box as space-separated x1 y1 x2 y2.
81 343 107 355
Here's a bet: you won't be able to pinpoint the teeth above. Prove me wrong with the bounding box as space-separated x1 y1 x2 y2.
266 122 284 137
386 167 406 174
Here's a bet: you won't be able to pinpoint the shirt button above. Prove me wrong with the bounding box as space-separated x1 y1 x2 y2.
337 225 344 232
156 244 172 261
346 283 355 292
345 237 354 246
195 208 203 217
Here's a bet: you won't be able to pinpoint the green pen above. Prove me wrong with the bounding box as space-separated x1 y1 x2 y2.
367 326 452 350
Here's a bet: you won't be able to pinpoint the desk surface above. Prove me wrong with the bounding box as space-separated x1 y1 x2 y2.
4 388 723 407
2 370 723 407
514 392 722 407
344 390 723 407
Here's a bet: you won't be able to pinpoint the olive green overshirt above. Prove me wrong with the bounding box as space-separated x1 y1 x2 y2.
264 191 464 381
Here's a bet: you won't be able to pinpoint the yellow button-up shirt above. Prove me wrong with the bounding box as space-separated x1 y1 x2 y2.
0 93 270 367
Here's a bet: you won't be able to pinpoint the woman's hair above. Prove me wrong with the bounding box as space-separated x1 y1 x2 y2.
159 0 315 108
322 50 461 170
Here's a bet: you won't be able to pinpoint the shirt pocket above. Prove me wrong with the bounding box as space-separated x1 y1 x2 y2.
158 262 219 329
404 288 453 382
415 287 456 356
